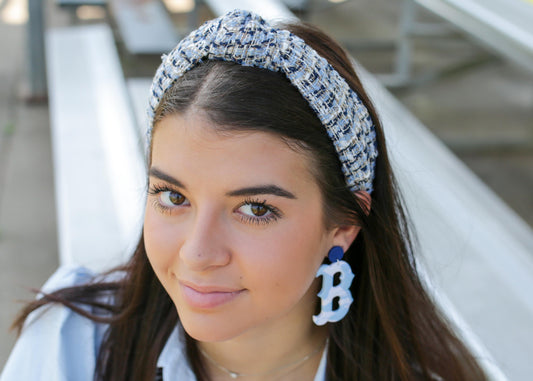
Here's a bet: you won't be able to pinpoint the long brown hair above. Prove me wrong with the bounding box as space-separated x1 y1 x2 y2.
13 22 487 381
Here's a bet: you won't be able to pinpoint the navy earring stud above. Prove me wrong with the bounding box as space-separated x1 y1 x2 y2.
328 246 344 262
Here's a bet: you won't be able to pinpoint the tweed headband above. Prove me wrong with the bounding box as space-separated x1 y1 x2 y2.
148 9 378 193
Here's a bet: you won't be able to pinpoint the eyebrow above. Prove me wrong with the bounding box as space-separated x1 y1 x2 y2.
226 185 296 199
149 167 296 199
149 167 186 189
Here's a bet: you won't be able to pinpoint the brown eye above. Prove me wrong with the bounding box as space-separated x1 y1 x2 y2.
168 192 186 205
251 204 268 216
160 191 189 207
236 199 281 225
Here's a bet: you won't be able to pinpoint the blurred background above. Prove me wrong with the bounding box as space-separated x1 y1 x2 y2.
1 0 532 378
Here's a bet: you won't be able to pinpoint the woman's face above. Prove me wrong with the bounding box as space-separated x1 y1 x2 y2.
144 112 352 343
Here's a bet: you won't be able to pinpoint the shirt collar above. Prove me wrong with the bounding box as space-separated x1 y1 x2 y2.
157 325 328 381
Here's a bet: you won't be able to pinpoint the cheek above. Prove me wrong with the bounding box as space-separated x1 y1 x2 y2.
240 219 327 303
143 208 181 272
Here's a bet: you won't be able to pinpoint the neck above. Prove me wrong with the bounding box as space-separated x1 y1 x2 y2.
197 323 328 381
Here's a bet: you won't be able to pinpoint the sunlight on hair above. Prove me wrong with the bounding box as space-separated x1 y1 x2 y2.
76 5 106 20
0 0 28 25
162 0 194 13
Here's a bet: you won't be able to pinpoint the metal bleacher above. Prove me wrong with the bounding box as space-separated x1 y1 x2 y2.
414 0 533 75
109 0 179 54
44 1 533 380
387 0 533 86
46 24 146 271
56 0 180 55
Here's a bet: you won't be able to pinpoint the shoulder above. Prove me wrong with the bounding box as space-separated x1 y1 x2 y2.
158 324 198 380
41 264 97 292
0 265 113 381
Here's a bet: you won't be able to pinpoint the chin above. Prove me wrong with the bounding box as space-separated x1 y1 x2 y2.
178 310 251 343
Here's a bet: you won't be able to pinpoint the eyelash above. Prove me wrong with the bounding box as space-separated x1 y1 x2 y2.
148 184 185 214
236 198 282 225
147 185 283 225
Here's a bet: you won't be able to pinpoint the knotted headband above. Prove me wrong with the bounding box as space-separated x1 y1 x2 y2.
148 9 378 193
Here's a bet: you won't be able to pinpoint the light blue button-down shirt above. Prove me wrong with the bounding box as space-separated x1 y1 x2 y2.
1 266 327 381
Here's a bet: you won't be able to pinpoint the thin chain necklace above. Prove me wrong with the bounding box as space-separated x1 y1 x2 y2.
198 338 328 379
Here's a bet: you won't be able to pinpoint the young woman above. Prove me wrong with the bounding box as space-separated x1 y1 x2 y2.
1 10 487 381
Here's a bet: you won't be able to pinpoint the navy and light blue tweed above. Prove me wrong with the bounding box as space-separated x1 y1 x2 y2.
148 10 378 193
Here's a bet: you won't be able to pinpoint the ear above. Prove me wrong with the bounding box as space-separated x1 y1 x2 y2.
330 191 371 252
330 224 361 253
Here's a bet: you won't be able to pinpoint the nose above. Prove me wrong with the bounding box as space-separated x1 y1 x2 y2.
179 207 231 272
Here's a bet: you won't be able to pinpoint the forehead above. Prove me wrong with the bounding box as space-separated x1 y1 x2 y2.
150 113 319 192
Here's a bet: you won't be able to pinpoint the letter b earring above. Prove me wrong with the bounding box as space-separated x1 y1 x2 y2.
313 246 355 326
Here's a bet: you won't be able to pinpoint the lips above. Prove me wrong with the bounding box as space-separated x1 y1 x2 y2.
179 281 245 309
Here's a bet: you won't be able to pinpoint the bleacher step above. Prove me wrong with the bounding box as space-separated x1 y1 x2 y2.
45 24 146 271
110 0 179 55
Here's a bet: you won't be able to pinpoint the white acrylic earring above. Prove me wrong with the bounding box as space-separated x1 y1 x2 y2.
313 246 355 326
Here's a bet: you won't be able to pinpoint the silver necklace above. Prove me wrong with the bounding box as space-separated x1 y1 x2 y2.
198 338 328 379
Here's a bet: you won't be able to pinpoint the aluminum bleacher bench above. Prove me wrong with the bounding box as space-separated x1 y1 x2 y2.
55 0 179 55
388 0 533 86
360 65 532 380
45 24 146 272
196 0 296 22
109 0 180 55
415 0 533 75
57 0 107 6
